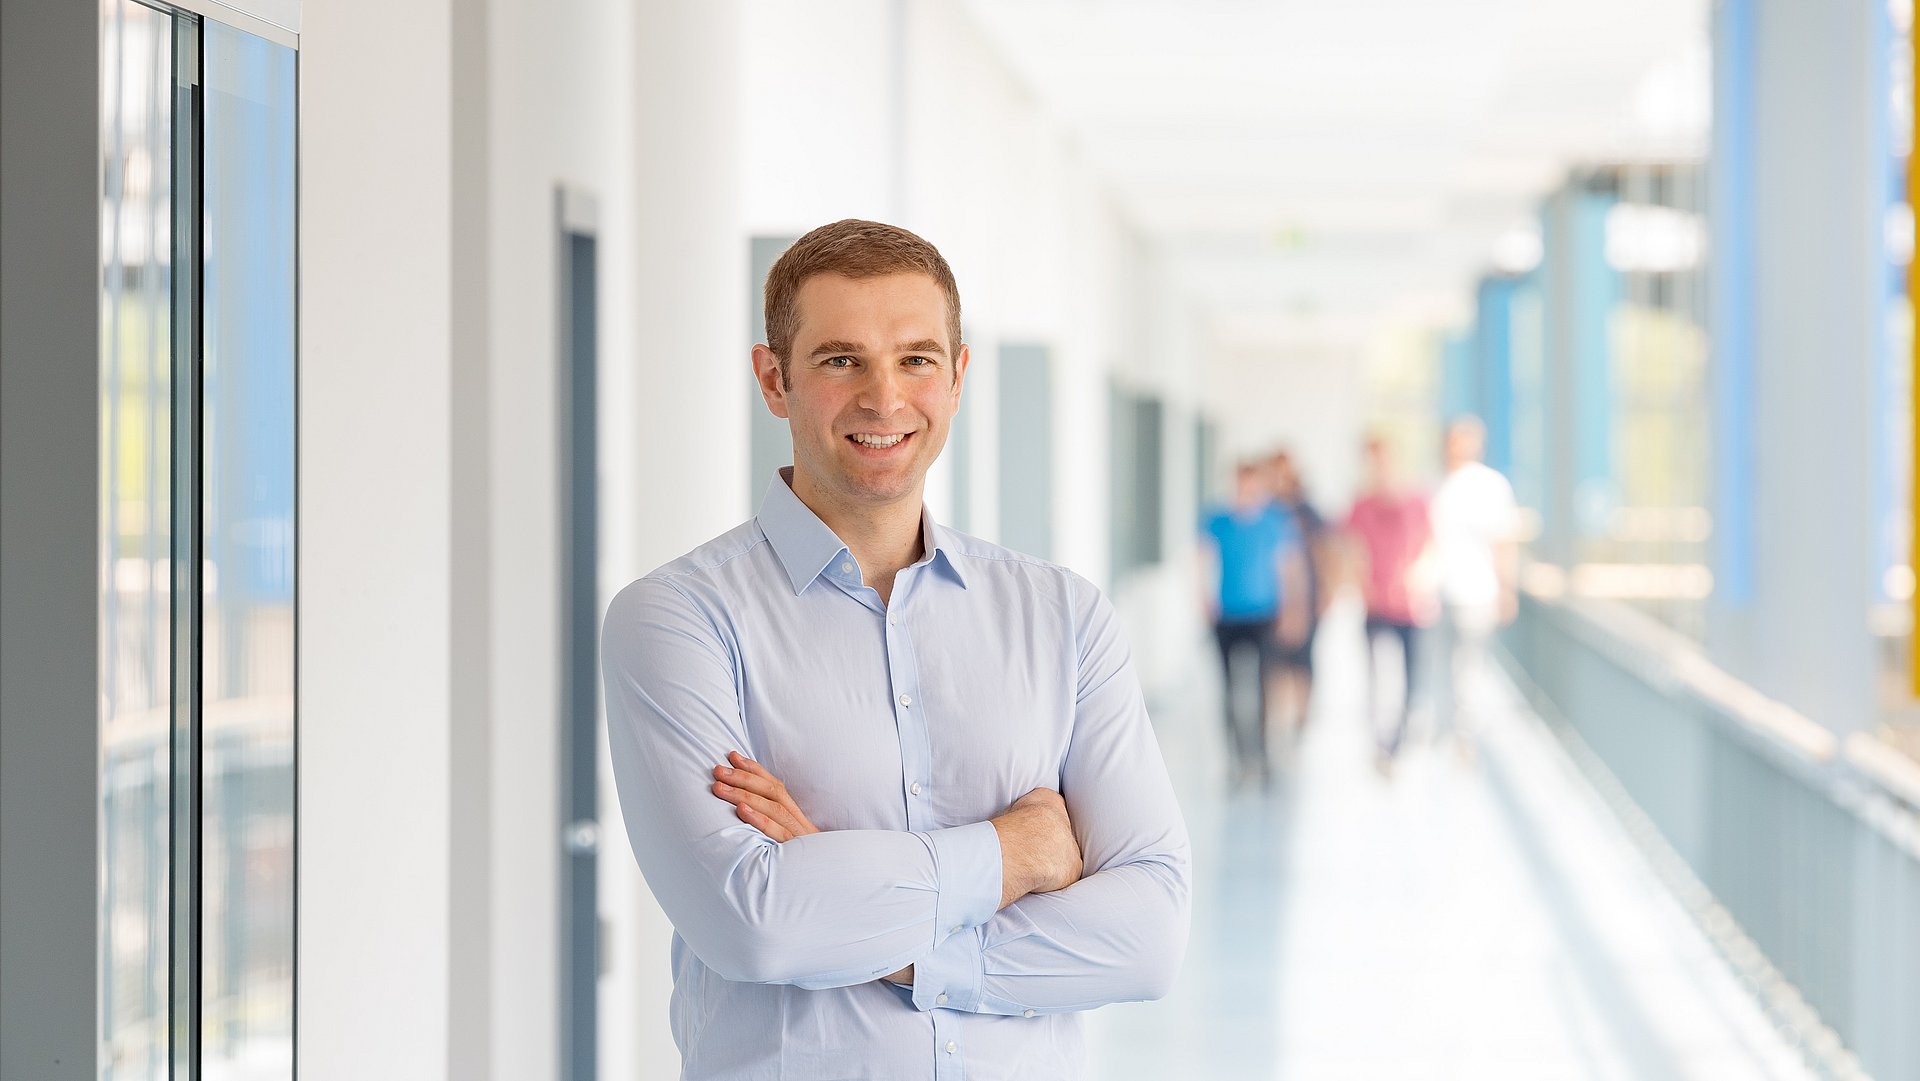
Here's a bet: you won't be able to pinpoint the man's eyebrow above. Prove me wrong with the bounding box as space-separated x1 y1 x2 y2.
807 339 866 359
807 338 949 358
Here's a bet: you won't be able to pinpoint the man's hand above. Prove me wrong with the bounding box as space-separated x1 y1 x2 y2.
990 789 1082 910
710 752 820 842
713 755 911 986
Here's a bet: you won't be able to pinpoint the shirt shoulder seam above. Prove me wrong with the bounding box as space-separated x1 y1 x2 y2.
641 529 774 587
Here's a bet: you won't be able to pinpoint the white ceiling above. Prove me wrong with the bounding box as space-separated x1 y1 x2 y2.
962 0 1711 349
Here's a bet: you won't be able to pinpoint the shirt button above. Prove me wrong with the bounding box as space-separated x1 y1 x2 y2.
950 925 962 934
935 993 948 1005
839 561 853 574
1023 1009 1037 1018
888 614 897 625
945 1041 957 1054
910 782 922 796
898 694 912 707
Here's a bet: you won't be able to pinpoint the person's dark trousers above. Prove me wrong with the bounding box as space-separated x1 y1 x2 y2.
1214 617 1274 775
1366 615 1418 757
1273 621 1318 730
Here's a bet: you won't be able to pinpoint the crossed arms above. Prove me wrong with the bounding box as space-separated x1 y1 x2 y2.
601 574 1193 1015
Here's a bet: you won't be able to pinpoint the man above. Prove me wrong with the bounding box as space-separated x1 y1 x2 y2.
1198 461 1306 783
1428 416 1519 755
1264 450 1329 738
602 220 1191 1080
1343 434 1432 768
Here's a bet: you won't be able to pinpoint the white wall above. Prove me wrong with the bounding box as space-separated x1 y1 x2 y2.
1206 341 1369 514
299 0 456 1074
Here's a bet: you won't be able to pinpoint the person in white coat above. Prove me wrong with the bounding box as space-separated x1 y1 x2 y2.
1427 416 1518 754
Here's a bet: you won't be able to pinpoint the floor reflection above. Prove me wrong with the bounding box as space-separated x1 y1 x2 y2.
1086 599 1814 1081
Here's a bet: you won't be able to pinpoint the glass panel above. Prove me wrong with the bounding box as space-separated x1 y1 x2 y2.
100 2 175 1076
199 20 297 1077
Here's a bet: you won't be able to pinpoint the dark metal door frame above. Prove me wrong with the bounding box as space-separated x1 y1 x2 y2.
556 185 601 1081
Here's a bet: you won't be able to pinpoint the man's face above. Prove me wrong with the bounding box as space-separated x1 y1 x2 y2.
753 272 968 515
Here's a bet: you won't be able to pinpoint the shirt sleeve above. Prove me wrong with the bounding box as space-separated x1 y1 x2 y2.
602 577 1003 990
910 574 1193 1015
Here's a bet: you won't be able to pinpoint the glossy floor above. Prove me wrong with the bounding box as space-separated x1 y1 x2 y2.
1085 601 1815 1081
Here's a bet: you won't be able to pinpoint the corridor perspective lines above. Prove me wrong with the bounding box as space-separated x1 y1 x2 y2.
1086 599 1817 1081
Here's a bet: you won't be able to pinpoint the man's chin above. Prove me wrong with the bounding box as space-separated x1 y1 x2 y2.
836 467 925 508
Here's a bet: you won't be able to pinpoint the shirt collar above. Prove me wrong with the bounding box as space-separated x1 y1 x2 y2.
757 468 969 595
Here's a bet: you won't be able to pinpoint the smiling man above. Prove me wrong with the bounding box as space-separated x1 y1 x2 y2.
602 219 1191 1081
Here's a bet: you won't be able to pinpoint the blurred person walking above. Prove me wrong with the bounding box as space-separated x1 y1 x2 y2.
1344 435 1432 770
1428 416 1519 758
1266 450 1331 739
1200 461 1307 783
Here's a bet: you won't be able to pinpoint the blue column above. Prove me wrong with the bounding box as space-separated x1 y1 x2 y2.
1473 276 1519 476
1538 181 1622 566
1440 330 1475 425
1706 0 1888 737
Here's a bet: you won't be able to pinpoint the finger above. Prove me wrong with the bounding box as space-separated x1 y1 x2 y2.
728 750 769 776
729 753 787 789
713 782 807 837
714 764 786 802
735 803 791 843
718 756 820 835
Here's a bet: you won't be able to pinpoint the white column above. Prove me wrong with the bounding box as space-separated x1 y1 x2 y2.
1707 0 1888 735
599 4 747 1079
298 0 458 1075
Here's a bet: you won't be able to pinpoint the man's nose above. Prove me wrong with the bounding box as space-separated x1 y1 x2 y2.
855 365 907 415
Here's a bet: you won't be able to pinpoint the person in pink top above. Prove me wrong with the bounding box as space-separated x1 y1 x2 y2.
1344 434 1432 766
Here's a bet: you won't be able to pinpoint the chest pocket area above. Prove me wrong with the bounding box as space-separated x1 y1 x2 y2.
916 628 1072 824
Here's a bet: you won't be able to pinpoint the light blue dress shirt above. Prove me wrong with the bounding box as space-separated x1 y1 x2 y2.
603 471 1192 1081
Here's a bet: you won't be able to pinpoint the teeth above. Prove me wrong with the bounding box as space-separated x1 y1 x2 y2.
851 433 905 448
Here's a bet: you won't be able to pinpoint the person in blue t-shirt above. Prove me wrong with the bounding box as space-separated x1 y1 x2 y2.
1199 461 1308 783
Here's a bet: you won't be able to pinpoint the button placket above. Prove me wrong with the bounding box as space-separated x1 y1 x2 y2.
886 588 933 829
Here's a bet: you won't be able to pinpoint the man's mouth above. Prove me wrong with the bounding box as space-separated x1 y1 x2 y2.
848 432 910 449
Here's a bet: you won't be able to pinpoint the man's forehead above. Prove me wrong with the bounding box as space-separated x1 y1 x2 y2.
790 272 952 351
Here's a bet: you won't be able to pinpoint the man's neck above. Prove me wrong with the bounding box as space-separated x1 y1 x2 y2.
790 471 925 603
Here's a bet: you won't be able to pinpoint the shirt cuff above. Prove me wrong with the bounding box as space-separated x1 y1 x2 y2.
919 819 1002 936
911 924 985 1011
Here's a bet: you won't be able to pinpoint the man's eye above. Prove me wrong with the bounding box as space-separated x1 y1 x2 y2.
825 356 855 367
904 356 933 366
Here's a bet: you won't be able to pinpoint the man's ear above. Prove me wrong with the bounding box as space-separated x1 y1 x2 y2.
950 343 971 406
751 344 790 420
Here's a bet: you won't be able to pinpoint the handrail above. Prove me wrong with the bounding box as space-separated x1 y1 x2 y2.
1527 584 1840 771
1843 731 1920 818
1511 586 1920 1081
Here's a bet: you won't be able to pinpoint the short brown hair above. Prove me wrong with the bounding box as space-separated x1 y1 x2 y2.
763 219 963 384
